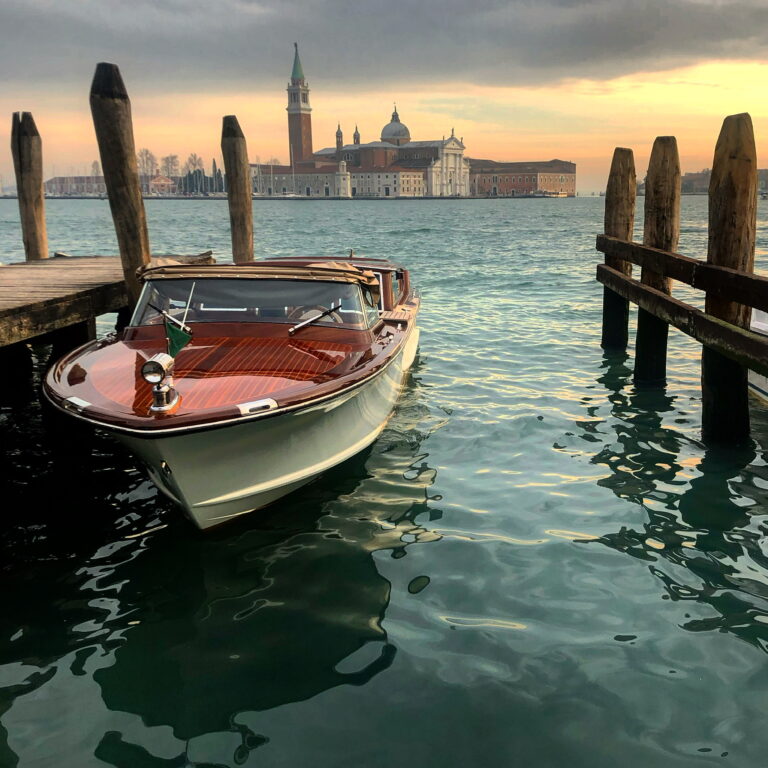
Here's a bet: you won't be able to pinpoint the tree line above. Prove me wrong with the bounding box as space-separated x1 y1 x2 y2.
136 149 208 179
85 149 286 196
134 149 225 194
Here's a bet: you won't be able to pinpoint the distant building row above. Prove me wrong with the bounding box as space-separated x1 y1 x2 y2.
467 159 576 197
637 168 768 195
45 45 578 200
45 174 178 196
250 44 576 198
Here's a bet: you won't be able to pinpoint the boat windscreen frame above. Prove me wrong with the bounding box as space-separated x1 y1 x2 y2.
129 277 381 330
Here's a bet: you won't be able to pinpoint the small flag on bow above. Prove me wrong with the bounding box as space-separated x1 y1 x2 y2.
166 320 192 358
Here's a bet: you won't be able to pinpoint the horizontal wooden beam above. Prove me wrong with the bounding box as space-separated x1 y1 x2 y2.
596 234 768 313
596 264 768 378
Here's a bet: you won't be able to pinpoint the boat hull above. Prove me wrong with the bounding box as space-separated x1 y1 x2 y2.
749 310 768 405
115 326 419 529
748 370 768 405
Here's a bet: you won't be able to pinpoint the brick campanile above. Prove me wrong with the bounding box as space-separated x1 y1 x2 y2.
286 43 313 164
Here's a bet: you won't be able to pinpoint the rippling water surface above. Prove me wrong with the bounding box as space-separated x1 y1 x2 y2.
3 197 768 767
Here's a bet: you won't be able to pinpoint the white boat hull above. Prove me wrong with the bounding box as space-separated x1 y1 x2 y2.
748 370 768 404
749 309 768 405
116 327 419 529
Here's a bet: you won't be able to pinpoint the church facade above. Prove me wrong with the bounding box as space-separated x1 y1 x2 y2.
251 45 470 198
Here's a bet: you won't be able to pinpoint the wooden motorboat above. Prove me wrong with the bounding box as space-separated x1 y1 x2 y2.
44 257 420 529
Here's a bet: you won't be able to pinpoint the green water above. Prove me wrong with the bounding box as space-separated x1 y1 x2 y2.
2 197 768 766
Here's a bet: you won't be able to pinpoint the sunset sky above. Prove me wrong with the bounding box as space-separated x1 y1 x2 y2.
2 0 768 191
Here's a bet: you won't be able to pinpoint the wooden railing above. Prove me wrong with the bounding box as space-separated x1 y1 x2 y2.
596 113 762 443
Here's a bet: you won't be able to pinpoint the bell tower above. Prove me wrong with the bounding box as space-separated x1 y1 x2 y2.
286 42 313 164
336 123 343 158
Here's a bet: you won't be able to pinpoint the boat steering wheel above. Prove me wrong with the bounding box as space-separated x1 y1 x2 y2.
287 305 343 323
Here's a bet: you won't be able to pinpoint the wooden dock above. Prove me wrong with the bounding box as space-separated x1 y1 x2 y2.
0 256 127 347
0 252 213 348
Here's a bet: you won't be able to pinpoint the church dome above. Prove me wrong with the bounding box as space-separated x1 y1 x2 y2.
381 108 410 144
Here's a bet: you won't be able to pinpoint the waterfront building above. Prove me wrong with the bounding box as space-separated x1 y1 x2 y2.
680 168 768 194
348 166 426 198
44 176 107 196
680 170 710 194
468 159 576 197
148 175 175 195
44 174 180 196
251 45 470 197
316 114 469 197
252 161 351 198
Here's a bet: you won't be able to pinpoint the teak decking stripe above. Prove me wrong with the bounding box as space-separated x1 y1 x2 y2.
91 335 353 415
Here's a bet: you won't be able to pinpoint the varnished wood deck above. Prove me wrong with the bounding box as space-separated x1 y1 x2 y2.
0 256 127 347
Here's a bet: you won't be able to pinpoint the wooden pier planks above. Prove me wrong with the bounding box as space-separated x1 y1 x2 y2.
0 256 127 346
0 251 214 347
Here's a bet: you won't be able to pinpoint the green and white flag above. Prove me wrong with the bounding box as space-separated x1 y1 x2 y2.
166 319 192 358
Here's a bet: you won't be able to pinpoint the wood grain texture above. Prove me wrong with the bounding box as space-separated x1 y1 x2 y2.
221 115 254 264
89 62 151 302
45 320 410 432
601 147 636 349
596 236 768 313
635 136 681 384
701 113 757 443
11 112 48 261
642 137 680 288
94 336 354 415
597 265 768 379
706 113 757 327
604 148 637 256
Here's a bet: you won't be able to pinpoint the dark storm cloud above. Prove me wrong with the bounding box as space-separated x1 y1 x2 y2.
2 0 767 91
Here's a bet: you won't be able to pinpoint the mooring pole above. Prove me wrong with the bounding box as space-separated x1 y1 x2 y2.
601 147 636 349
89 62 150 303
634 136 680 385
11 112 48 261
701 113 757 443
221 115 254 264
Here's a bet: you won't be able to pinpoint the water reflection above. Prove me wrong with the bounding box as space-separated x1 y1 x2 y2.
0 362 442 766
565 352 768 653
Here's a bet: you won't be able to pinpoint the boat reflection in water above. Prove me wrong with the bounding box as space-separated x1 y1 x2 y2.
0 350 441 767
558 352 768 653
86 368 441 766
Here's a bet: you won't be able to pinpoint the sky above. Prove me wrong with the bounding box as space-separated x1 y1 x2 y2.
1 0 768 192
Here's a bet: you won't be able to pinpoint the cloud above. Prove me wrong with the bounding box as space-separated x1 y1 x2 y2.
1 0 767 94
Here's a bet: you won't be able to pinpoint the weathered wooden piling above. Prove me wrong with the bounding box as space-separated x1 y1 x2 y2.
601 148 636 349
11 112 48 261
221 115 254 264
89 62 150 302
701 113 757 442
634 137 680 385
595 112 765 445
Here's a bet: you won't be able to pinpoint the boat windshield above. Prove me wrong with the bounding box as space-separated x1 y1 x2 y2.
131 278 375 329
